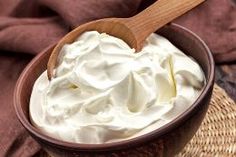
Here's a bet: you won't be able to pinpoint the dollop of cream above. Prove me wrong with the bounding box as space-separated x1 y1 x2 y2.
30 31 205 144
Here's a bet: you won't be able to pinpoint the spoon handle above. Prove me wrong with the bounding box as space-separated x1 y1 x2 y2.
126 0 205 47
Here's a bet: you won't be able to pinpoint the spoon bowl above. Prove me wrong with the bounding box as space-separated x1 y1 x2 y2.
47 0 205 79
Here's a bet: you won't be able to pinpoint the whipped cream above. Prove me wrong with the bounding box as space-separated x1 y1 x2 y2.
30 31 205 144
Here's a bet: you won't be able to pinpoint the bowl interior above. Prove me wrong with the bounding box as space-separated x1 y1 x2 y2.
14 24 214 149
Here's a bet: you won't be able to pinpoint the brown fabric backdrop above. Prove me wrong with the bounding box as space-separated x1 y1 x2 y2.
0 0 236 156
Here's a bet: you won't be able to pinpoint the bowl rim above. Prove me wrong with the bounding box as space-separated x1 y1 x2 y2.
14 23 215 151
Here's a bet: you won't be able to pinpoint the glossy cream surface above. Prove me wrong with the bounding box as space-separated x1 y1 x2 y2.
30 31 205 144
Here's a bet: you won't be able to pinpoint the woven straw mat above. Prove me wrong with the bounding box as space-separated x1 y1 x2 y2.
176 84 236 157
40 84 236 157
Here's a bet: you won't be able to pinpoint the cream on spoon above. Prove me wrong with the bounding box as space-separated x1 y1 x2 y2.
47 0 205 79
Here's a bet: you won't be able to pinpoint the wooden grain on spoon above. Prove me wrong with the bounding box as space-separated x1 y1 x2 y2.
47 0 205 79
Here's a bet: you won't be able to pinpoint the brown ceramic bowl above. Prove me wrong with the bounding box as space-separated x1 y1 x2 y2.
14 23 215 157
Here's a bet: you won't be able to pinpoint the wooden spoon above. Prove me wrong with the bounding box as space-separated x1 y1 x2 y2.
47 0 205 79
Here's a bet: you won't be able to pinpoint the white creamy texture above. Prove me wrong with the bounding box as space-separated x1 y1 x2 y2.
30 31 205 144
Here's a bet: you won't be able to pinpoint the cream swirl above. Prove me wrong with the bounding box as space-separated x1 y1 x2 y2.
30 31 205 144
